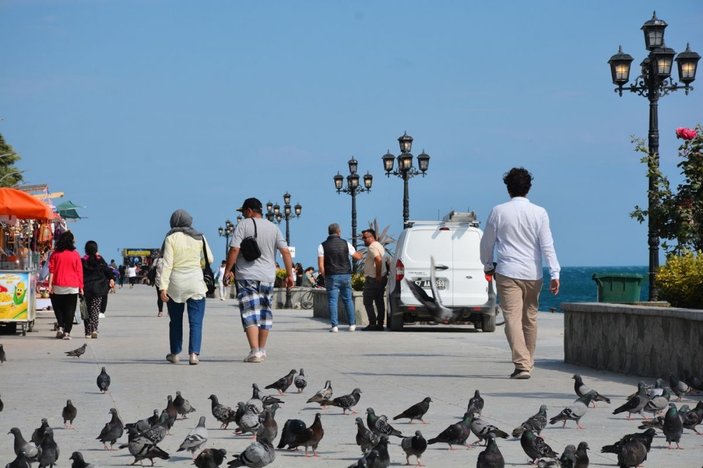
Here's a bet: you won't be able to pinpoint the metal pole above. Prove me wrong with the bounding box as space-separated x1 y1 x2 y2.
402 170 410 227
647 79 660 301
284 213 292 308
351 185 358 250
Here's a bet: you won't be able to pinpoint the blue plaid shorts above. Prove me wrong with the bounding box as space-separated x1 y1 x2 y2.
236 280 274 330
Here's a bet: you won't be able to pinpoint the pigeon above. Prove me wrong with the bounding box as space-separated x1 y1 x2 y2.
96 367 110 393
366 407 403 438
404 256 453 323
393 397 432 423
301 413 324 457
682 371 703 392
601 428 656 454
194 448 227 468
642 387 671 417
31 419 50 446
96 408 124 450
294 368 307 393
119 432 170 466
250 384 283 410
427 412 473 449
37 428 59 468
520 430 557 463
208 394 237 429
512 404 548 438
663 403 683 449
68 452 94 468
264 369 297 394
256 407 278 445
331 388 362 414
0 394 3 413
147 409 160 428
64 343 87 358
126 413 153 434
470 416 509 444
9 428 41 462
613 382 650 419
307 380 333 404
354 417 380 453
173 390 196 419
62 400 77 429
277 419 308 450
6 450 31 468
348 436 390 468
400 430 426 466
669 374 692 400
0 343 5 363
549 393 595 429
681 400 703 433
573 374 611 406
227 438 275 467
164 395 178 432
559 444 576 468
177 416 208 458
467 389 484 416
574 441 589 468
477 434 505 468
617 438 647 468
235 404 261 437
141 410 169 444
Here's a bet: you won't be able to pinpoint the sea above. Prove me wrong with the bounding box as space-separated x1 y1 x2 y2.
537 266 649 312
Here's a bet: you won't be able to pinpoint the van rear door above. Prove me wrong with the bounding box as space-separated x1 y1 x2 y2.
451 226 489 307
400 226 454 306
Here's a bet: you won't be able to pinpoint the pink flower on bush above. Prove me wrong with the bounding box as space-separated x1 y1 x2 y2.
675 127 697 140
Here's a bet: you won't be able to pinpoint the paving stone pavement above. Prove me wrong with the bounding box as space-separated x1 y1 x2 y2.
0 285 701 467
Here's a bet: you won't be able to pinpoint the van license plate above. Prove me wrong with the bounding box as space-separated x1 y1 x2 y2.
414 277 447 290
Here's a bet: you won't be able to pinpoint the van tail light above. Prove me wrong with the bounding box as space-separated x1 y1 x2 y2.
395 259 405 281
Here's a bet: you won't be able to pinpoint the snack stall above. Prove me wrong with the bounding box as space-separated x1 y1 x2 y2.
0 187 54 335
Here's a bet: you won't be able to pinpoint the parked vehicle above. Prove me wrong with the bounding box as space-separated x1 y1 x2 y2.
387 211 499 332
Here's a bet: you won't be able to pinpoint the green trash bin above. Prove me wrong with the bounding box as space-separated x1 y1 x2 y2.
592 273 643 303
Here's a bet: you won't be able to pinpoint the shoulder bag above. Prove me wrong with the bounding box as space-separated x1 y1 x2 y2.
201 238 217 295
240 218 262 262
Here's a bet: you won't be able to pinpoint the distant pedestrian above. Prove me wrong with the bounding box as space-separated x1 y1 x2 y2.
361 229 387 331
81 241 115 339
118 264 126 288
480 167 560 380
295 263 304 287
224 197 293 363
126 264 137 288
152 254 165 317
159 209 213 365
302 267 316 287
48 231 83 340
318 223 362 333
216 260 226 301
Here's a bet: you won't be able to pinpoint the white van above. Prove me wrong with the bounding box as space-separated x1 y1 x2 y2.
387 211 498 331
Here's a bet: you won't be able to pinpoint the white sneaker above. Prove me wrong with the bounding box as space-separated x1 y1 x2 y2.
99 313 106 319
329 326 339 333
243 351 264 363
349 325 356 332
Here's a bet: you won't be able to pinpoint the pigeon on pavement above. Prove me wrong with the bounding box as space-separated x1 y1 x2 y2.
173 390 196 419
9 428 41 462
614 382 651 419
256 407 278 445
31 419 49 446
354 417 380 453
208 394 237 429
572 374 611 406
0 394 3 413
62 400 77 429
96 367 110 393
249 384 283 410
512 404 548 438
559 444 576 468
302 413 324 457
393 397 432 424
467 389 485 416
68 452 94 468
520 430 557 463
227 438 275 467
331 388 362 415
6 449 31 468
617 438 647 468
64 344 87 358
141 410 169 444
681 400 703 433
235 404 261 437
404 256 454 323
307 380 333 404
37 427 59 468
177 416 208 458
400 430 426 466
277 419 307 450
669 374 692 401
601 428 656 455
663 403 683 449
164 395 178 432
470 416 509 444
96 408 124 450
366 408 403 438
194 449 227 468
549 393 595 429
574 441 589 468
0 343 6 363
264 369 297 395
642 388 671 417
294 368 307 393
476 434 504 468
427 412 473 449
348 436 390 468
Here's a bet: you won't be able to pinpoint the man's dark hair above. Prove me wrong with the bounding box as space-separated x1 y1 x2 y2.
503 167 533 197
55 231 76 252
362 229 376 240
328 223 340 235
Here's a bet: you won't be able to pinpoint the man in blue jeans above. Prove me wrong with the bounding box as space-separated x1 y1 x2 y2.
318 223 362 332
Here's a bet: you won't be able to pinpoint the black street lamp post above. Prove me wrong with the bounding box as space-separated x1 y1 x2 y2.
608 11 699 301
266 193 302 308
217 219 235 259
334 157 373 249
382 132 430 228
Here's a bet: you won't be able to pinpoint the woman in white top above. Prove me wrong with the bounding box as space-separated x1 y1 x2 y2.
159 209 213 365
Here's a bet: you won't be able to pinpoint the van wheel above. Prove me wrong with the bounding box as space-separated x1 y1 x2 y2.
481 312 496 332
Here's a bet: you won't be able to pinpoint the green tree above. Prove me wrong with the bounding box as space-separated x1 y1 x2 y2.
0 133 23 187
630 124 703 254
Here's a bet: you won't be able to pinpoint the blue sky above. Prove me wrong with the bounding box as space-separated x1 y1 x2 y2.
1 1 702 268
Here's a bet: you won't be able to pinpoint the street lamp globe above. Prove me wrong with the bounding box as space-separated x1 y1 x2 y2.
284 204 291 216
266 201 273 213
676 43 700 85
218 227 224 236
294 203 302 216
382 150 395 173
273 203 280 216
398 132 413 154
334 172 344 191
609 46 634 86
283 192 291 206
398 152 413 171
641 11 667 50
348 173 360 189
348 157 358 175
363 171 373 189
651 47 676 77
417 150 430 173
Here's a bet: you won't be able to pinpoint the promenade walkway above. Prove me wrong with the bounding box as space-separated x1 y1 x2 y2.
0 285 700 466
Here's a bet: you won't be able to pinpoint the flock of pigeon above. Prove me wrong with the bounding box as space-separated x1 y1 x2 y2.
2 337 703 467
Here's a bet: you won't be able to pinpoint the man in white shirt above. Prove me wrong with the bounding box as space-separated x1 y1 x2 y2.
480 167 560 380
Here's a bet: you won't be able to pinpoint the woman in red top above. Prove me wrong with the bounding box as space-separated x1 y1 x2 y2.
48 231 83 339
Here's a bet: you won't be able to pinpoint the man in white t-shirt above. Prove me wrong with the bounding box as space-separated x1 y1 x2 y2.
126 264 137 288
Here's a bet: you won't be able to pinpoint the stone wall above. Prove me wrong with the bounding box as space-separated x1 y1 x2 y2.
563 302 703 377
311 289 369 326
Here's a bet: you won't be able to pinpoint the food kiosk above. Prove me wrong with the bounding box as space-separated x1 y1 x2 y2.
0 188 54 335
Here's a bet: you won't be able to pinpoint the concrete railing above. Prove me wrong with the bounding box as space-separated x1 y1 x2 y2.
310 288 370 326
562 302 703 377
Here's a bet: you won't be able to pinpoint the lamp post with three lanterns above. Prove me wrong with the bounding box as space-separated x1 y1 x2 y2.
333 157 373 250
265 193 302 308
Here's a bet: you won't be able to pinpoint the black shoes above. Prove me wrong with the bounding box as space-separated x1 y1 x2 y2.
509 368 531 379
363 324 385 331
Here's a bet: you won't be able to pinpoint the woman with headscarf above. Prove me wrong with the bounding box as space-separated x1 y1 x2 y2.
81 240 115 339
159 209 213 365
48 231 83 340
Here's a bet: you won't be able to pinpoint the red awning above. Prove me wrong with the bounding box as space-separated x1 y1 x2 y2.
0 188 54 219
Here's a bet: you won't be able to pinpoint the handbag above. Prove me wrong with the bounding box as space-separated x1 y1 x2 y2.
79 296 88 321
240 218 262 262
201 238 217 295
